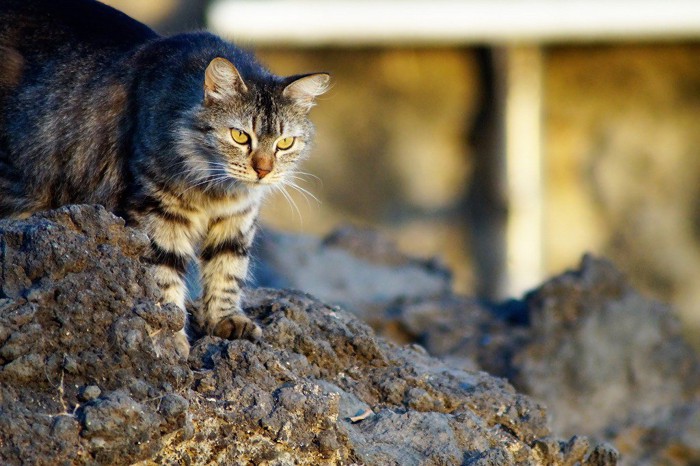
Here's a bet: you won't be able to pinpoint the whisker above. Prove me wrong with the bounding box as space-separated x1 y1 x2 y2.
155 157 254 196
181 174 232 194
271 184 303 224
291 170 322 183
158 159 228 187
282 180 320 205
285 174 317 184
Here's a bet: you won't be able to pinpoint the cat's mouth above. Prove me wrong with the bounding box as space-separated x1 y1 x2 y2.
211 168 264 187
209 164 278 189
250 177 276 188
229 173 273 188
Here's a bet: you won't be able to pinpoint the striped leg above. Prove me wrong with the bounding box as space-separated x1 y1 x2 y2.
197 207 261 340
140 208 202 356
151 241 190 309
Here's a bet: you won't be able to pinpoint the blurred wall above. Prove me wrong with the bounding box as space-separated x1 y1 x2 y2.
545 44 700 343
255 48 481 293
262 44 700 346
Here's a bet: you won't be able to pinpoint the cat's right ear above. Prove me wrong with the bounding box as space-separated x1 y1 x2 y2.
204 57 247 105
283 73 330 112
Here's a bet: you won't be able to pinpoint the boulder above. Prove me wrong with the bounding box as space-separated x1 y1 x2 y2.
253 227 700 465
514 256 700 438
0 206 615 465
252 226 452 324
0 205 190 465
381 256 700 465
157 287 619 465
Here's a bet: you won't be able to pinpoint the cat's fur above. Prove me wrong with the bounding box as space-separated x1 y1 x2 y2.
0 0 329 353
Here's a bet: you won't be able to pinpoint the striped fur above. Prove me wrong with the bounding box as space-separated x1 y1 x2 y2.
0 0 329 352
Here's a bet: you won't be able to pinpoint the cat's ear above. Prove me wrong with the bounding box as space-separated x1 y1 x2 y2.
204 57 247 104
283 73 330 112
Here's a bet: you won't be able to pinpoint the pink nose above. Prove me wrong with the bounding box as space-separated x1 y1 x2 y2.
252 152 273 179
255 167 271 179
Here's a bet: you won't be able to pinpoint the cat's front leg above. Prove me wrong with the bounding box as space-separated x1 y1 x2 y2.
197 208 261 340
138 207 201 356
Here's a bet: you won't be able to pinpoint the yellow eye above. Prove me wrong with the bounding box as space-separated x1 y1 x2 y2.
276 137 295 151
231 129 250 145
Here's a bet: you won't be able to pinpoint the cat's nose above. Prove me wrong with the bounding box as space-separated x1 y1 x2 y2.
255 167 271 179
252 152 274 179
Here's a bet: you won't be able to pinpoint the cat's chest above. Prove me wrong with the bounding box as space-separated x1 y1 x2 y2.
187 191 262 231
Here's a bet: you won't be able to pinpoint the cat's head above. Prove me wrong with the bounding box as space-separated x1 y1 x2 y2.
183 57 329 194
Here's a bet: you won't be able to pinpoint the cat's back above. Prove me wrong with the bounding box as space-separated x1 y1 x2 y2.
0 0 157 58
0 0 161 214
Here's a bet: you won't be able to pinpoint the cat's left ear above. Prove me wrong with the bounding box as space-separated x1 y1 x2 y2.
283 73 330 112
204 57 247 105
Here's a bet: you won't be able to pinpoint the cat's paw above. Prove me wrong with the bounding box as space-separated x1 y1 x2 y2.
213 315 262 341
173 328 190 359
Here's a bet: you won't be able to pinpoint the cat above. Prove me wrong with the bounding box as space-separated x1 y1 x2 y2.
0 0 329 354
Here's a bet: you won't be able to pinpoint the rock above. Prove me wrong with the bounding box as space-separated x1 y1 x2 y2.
514 255 700 437
611 400 700 465
251 226 452 323
377 293 529 376
224 223 700 464
0 206 613 465
154 288 612 465
0 205 191 465
380 254 700 465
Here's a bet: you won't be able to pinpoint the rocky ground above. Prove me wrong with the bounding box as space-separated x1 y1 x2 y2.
254 226 700 466
0 207 694 465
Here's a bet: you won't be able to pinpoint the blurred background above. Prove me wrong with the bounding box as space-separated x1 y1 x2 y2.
105 0 700 347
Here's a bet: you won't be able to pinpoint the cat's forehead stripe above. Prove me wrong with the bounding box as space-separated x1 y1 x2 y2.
254 85 278 136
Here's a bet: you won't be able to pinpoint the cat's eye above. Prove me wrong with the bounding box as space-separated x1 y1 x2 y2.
231 129 250 145
276 137 295 151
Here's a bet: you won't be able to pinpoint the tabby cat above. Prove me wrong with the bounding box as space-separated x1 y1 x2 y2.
0 0 329 353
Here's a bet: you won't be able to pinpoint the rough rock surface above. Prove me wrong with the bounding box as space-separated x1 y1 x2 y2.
0 206 190 465
0 206 617 465
157 288 619 465
254 228 700 465
514 256 700 436
252 226 452 324
377 257 700 466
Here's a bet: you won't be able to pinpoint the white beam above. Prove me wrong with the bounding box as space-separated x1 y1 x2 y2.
208 0 700 46
503 45 544 296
